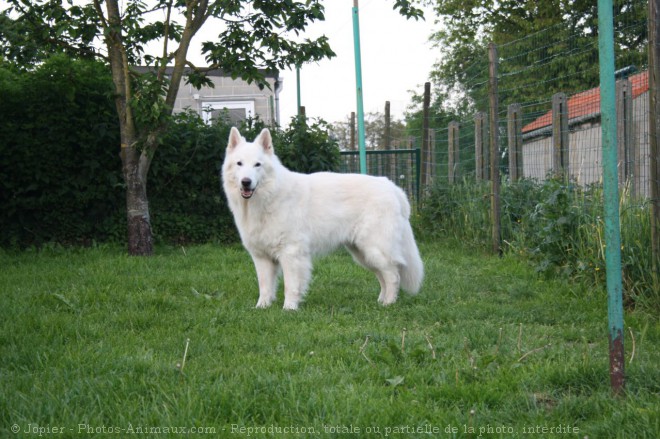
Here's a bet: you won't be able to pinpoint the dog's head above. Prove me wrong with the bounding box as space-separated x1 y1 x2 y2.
223 127 274 200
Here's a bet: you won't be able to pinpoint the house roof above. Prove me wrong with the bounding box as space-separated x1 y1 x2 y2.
133 66 279 79
521 70 648 133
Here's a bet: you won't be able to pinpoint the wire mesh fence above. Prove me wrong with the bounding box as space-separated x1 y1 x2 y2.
428 1 650 191
339 149 421 203
338 0 658 304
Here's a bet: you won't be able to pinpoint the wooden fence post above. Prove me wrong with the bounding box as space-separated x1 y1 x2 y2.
421 82 431 186
448 121 460 184
552 92 569 177
649 0 660 271
384 101 391 150
474 112 489 180
488 42 501 255
507 103 523 181
616 79 635 194
350 111 356 151
426 129 436 186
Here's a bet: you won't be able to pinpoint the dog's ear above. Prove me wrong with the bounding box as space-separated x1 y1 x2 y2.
227 127 242 151
256 128 274 154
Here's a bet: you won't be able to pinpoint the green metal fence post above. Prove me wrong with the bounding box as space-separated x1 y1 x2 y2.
296 65 301 116
352 0 367 174
598 0 625 395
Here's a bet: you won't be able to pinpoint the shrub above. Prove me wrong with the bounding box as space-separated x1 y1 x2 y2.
417 178 490 245
515 179 602 278
238 115 340 173
0 58 341 248
149 111 236 244
418 176 659 310
0 55 123 247
278 116 341 173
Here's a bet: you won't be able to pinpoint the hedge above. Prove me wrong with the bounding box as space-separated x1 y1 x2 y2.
0 56 340 248
0 56 124 247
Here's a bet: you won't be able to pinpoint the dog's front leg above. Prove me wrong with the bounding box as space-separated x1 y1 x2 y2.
252 254 279 308
279 252 312 311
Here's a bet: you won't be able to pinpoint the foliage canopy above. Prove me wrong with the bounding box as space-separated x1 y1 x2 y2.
422 0 648 115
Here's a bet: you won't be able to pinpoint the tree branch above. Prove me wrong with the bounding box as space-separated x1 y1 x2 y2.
158 0 174 82
164 0 208 111
191 0 209 34
103 0 137 146
92 0 109 31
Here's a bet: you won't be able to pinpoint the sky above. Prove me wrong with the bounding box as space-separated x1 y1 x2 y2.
275 1 438 124
184 1 439 125
1 1 438 125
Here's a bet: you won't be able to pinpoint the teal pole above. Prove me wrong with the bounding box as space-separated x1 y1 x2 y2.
352 0 367 174
597 0 625 395
296 65 301 116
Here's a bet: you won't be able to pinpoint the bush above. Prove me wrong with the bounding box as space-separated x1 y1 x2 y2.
277 116 341 173
149 111 236 244
238 115 340 173
511 179 602 278
0 57 341 248
417 178 491 245
418 177 659 310
0 55 123 247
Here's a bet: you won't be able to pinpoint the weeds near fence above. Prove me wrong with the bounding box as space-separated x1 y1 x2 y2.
418 179 491 246
418 177 659 312
619 189 660 311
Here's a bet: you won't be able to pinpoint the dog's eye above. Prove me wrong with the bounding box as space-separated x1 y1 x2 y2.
237 161 243 166
255 163 261 168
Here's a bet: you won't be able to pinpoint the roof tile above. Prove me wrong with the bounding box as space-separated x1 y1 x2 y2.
522 71 648 133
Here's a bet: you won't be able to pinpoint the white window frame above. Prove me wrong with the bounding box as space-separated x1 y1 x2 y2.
202 100 255 124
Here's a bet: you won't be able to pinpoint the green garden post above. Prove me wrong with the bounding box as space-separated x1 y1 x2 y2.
598 0 625 395
352 0 367 174
296 65 301 116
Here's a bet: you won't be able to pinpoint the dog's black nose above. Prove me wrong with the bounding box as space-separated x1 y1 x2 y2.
241 178 252 188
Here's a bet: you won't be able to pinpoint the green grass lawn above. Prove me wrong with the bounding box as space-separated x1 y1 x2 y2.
1 242 658 438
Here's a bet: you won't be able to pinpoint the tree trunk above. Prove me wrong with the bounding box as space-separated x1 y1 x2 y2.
103 0 156 256
121 144 154 256
101 0 204 256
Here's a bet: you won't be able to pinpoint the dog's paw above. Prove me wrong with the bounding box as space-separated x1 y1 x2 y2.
282 300 299 311
378 295 398 306
255 298 274 309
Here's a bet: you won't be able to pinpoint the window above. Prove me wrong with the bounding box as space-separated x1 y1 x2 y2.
202 101 255 125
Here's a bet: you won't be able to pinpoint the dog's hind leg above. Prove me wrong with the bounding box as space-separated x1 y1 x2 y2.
348 243 401 305
252 254 279 308
376 267 401 305
346 244 388 300
279 252 312 311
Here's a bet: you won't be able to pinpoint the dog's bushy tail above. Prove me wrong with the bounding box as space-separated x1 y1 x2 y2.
399 221 424 294
390 185 423 294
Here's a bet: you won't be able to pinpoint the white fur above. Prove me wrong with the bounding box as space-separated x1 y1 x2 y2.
222 127 424 310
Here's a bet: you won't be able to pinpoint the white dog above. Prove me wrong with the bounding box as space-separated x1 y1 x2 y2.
222 127 423 310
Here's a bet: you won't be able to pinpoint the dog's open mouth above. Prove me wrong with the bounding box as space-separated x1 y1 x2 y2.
240 187 255 199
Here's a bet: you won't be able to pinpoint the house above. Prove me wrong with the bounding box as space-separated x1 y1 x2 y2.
521 70 650 197
136 67 283 125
